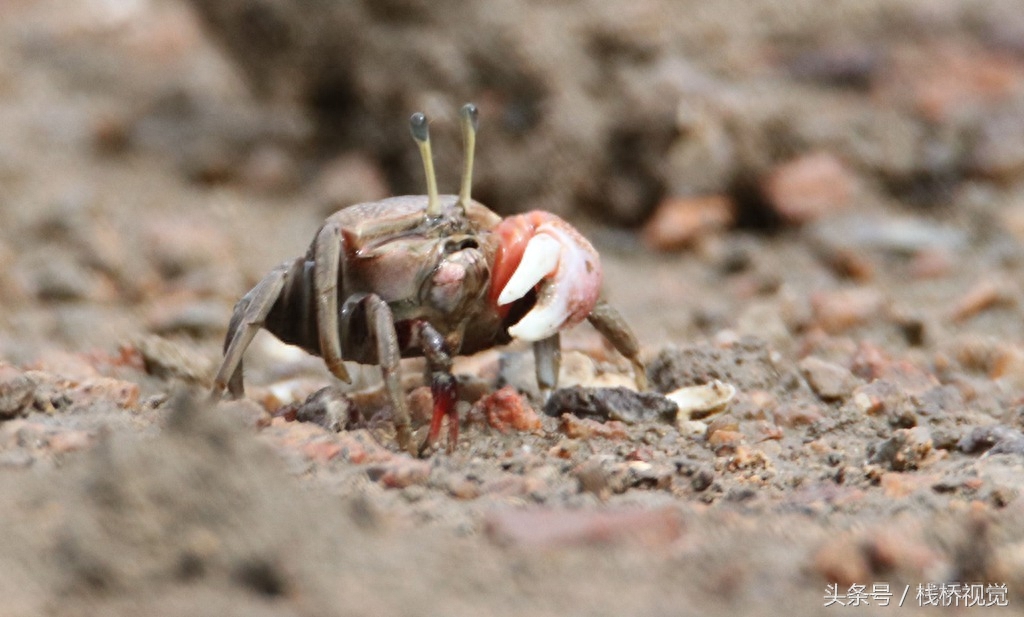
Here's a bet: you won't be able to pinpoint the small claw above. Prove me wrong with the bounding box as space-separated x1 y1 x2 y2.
492 212 602 342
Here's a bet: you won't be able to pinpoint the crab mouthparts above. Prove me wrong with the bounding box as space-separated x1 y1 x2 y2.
494 213 602 341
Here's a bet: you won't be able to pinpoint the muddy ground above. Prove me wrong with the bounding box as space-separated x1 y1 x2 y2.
3 0 1024 615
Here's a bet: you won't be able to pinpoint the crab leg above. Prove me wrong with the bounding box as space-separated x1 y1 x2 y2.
586 300 647 390
415 321 458 455
359 294 415 454
313 221 352 384
533 332 561 401
211 266 287 399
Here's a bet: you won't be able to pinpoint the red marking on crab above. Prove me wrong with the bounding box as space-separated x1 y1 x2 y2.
424 373 458 454
489 213 534 313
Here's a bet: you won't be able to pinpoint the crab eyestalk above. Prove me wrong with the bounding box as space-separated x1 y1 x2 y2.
410 112 441 218
458 103 479 210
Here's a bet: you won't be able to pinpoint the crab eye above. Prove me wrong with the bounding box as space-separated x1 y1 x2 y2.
446 237 479 253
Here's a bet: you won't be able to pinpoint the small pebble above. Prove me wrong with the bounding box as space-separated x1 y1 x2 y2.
642 195 734 251
762 152 855 224
134 335 213 385
949 279 1015 323
799 356 860 402
958 425 1024 455
869 427 935 471
810 287 884 333
474 386 542 433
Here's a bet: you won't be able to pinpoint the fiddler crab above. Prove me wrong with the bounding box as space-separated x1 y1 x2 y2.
210 103 646 455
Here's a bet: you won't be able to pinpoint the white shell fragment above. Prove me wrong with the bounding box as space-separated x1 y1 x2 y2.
666 379 737 422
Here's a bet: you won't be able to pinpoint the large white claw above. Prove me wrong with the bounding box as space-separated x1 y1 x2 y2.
497 222 602 342
497 234 561 307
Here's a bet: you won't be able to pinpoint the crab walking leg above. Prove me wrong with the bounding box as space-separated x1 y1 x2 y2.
533 332 561 401
363 294 415 454
586 300 648 390
415 321 458 455
313 221 352 384
211 267 287 399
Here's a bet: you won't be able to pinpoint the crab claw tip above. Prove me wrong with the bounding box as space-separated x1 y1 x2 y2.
506 296 567 341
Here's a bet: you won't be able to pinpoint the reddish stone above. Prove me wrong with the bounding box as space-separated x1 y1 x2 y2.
642 195 734 251
773 403 825 427
949 279 1013 323
810 287 884 333
707 429 744 454
301 440 343 464
763 152 855 225
475 386 542 433
850 343 938 396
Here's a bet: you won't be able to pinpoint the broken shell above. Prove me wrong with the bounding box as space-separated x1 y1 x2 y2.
666 380 736 422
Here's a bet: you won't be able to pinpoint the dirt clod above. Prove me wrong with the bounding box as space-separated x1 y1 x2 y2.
294 386 355 432
0 365 36 419
135 335 213 385
648 339 789 395
869 427 936 471
799 356 860 402
474 385 542 433
958 425 1024 455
